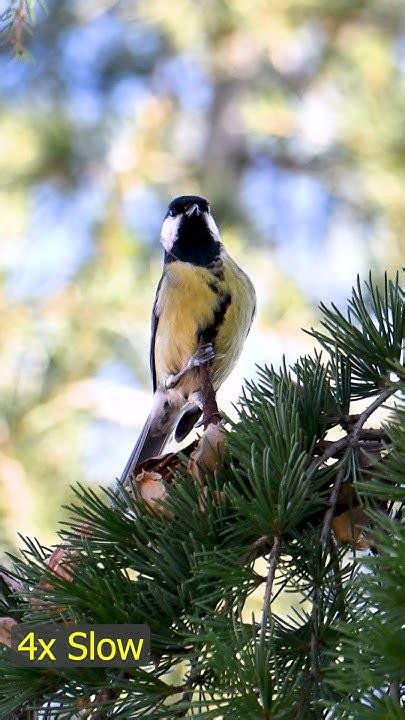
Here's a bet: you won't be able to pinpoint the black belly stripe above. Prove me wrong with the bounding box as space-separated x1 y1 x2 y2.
199 293 232 345
207 257 225 282
211 267 224 281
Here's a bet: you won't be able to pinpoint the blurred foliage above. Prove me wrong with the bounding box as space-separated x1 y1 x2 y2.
0 0 404 548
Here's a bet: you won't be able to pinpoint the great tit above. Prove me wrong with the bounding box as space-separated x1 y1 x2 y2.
119 195 256 485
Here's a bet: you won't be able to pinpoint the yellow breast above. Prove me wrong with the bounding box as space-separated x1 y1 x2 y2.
153 255 255 393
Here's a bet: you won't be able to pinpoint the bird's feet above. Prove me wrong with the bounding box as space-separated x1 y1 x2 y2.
188 342 215 369
165 343 215 389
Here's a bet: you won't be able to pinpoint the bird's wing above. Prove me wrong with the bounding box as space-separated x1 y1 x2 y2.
150 273 164 393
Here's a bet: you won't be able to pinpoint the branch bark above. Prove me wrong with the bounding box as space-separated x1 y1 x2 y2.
320 462 349 547
320 385 396 546
260 535 282 636
349 386 396 445
175 657 199 717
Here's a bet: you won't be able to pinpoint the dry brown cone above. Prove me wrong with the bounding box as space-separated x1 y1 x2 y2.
0 616 17 648
331 478 379 550
332 506 371 550
187 423 226 485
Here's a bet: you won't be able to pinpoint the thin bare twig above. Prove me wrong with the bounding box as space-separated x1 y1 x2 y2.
309 437 348 473
349 386 396 444
321 462 349 546
314 428 391 458
320 386 396 546
388 680 400 703
307 385 398 711
260 535 282 636
175 657 199 717
12 0 26 55
15 710 30 720
238 534 269 566
310 583 320 681
311 384 397 475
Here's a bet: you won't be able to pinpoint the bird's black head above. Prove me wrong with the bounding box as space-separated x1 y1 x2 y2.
161 195 221 266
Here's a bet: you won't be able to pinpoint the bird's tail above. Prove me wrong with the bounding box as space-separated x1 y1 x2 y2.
118 416 169 488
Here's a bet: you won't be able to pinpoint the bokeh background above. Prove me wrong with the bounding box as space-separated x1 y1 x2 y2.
0 0 404 553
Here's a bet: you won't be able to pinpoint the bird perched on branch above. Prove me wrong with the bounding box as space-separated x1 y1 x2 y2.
119 195 256 485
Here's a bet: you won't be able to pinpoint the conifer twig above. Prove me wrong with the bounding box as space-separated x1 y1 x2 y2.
320 385 396 546
349 386 396 444
309 437 349 473
301 575 326 716
314 428 390 457
308 383 398 703
389 681 400 703
310 583 320 681
260 535 282 635
238 534 269 565
321 462 349 547
311 384 397 475
175 657 199 717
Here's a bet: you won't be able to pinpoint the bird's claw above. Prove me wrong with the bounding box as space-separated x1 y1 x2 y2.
189 342 215 368
164 343 215 389
165 373 179 389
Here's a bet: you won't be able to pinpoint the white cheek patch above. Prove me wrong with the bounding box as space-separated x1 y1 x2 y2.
161 215 181 252
206 212 220 241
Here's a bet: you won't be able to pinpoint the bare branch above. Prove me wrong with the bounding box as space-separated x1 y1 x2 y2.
320 462 349 547
175 657 199 717
349 386 397 445
260 535 282 636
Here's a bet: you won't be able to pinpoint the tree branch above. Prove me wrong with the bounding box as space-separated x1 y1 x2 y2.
307 384 399 709
311 384 397 474
388 680 400 703
175 656 199 717
260 535 282 636
349 386 396 445
314 428 391 457
320 385 396 546
320 462 349 547
310 583 320 682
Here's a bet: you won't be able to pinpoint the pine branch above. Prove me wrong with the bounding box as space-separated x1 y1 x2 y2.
321 384 397 546
310 437 349 472
1 0 34 55
296 574 324 718
175 657 199 718
310 583 321 682
321 462 349 546
349 386 397 444
314 428 391 457
260 535 282 635
388 681 400 703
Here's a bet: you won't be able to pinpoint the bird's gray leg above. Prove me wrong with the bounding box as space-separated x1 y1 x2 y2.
165 342 215 389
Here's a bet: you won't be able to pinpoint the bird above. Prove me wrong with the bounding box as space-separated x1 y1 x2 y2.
119 195 256 486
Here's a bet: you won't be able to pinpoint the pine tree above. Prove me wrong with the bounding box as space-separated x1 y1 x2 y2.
0 272 403 719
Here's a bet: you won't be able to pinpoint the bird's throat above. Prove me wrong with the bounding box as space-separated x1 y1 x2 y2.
165 219 221 266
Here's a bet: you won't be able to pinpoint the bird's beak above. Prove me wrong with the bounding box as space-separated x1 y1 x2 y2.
186 203 200 217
